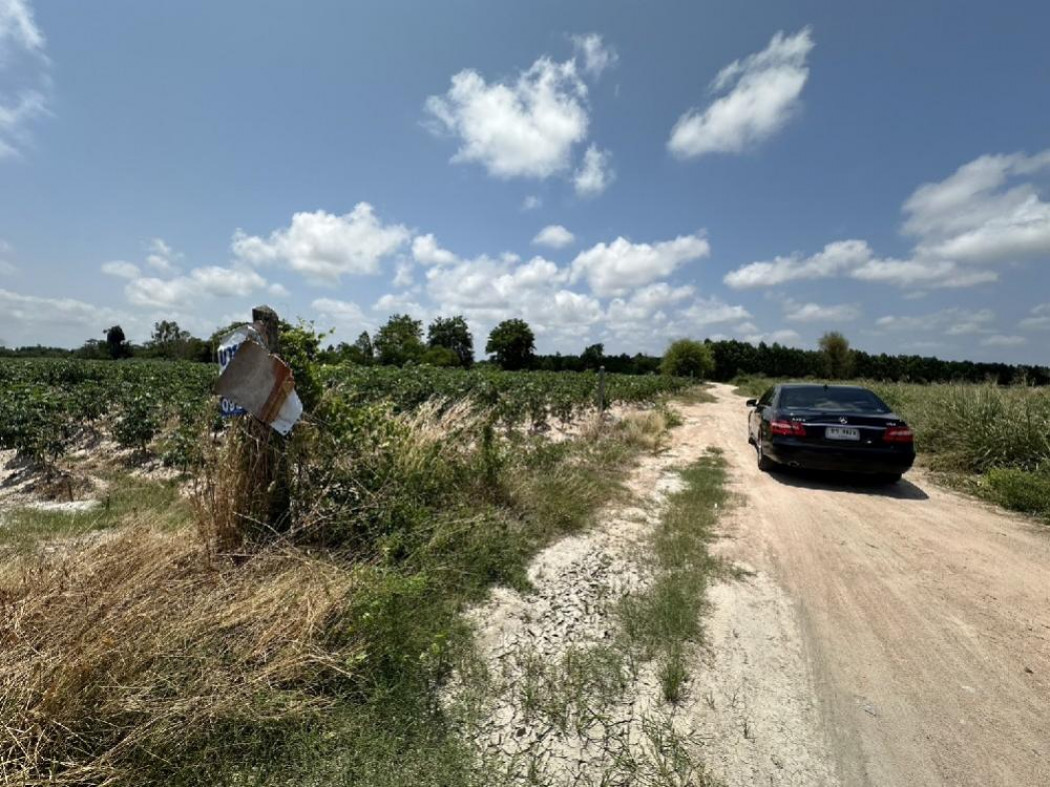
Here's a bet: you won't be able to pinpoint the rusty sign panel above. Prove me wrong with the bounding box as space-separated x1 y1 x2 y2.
215 340 303 435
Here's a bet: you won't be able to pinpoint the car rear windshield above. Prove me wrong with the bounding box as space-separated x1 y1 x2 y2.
779 386 890 413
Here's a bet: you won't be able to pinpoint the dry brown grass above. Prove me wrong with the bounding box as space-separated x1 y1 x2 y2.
0 519 362 785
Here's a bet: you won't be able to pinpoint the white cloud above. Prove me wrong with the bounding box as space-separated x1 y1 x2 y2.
425 55 589 179
232 204 410 284
1019 303 1050 331
724 239 872 288
532 224 575 248
980 334 1026 348
850 259 998 288
783 301 861 323
573 144 615 197
668 27 813 159
570 233 710 297
678 296 751 326
145 238 182 274
724 238 999 291
411 233 459 265
0 260 14 276
393 261 414 288
522 195 543 211
903 150 1050 265
125 266 271 309
875 308 995 336
0 287 121 331
0 0 49 160
606 282 695 325
572 33 618 78
313 297 369 325
101 261 141 279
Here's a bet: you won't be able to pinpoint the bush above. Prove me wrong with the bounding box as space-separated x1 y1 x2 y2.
982 466 1050 519
660 339 714 379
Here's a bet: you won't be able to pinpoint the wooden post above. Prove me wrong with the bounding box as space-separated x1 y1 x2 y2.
598 365 606 412
246 305 290 536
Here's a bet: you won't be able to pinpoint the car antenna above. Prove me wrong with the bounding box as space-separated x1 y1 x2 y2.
823 383 828 391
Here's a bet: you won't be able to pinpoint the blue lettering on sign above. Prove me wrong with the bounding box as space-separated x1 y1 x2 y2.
218 338 247 417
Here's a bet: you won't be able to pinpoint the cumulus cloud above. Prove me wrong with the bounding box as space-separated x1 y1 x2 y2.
573 144 615 197
724 239 872 288
677 297 751 326
0 288 122 331
903 150 1050 265
425 55 589 179
570 233 711 297
572 33 618 78
668 27 813 159
232 204 410 284
0 0 50 160
980 334 1026 348
411 233 459 266
124 266 272 309
101 261 141 279
145 238 182 274
532 224 575 249
724 238 999 291
875 308 995 336
311 297 371 330
1019 303 1050 331
783 301 861 323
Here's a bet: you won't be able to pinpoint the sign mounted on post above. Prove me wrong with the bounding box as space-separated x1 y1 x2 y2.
217 327 255 417
215 339 304 435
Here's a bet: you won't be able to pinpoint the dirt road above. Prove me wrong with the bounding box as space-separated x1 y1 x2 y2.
696 383 1050 787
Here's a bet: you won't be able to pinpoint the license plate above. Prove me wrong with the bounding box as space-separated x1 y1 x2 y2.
825 426 860 441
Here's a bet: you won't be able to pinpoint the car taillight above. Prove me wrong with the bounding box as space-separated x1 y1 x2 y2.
770 419 806 436
884 426 914 443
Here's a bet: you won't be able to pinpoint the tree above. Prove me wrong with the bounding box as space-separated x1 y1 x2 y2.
819 331 855 379
486 318 535 370
149 320 191 359
580 342 604 370
427 315 474 368
421 345 460 367
374 314 424 366
353 331 374 362
104 325 129 359
660 339 715 378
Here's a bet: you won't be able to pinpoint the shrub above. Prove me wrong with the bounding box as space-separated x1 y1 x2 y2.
660 339 714 379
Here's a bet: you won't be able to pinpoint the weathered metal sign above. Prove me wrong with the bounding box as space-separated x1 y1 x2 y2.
215 339 303 435
217 327 252 416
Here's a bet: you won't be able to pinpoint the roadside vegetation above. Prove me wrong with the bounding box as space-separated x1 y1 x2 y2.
0 334 701 785
621 450 730 703
734 374 1050 523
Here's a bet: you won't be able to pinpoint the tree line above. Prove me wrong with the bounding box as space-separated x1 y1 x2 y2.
1 316 1046 386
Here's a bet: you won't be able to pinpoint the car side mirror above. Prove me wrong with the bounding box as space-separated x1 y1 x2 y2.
746 399 758 407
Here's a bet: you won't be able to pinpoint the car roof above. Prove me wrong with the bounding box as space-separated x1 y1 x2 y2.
777 383 871 391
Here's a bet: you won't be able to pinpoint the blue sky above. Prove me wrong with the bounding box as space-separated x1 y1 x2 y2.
1 0 1049 363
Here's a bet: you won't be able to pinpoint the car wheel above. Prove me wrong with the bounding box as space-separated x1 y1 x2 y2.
756 441 775 472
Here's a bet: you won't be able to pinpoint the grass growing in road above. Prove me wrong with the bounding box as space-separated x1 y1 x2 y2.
621 450 729 702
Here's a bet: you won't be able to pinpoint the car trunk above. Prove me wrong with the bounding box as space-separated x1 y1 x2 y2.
782 410 903 449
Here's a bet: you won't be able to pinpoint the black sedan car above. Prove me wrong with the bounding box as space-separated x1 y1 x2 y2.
747 383 915 482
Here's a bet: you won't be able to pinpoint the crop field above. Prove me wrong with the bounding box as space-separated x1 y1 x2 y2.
734 375 1050 521
0 358 690 470
0 355 699 786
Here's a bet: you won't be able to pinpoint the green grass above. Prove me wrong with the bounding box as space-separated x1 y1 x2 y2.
621 450 729 702
0 475 191 554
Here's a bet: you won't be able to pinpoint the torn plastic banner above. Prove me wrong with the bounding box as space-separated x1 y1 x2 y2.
215 340 304 435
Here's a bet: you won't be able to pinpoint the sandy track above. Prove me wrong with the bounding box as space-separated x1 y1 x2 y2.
697 383 1050 787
